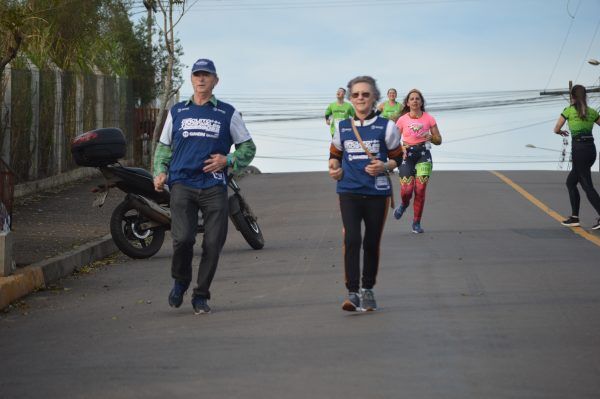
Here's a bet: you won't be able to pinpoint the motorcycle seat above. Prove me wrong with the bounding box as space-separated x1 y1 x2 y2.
123 167 153 179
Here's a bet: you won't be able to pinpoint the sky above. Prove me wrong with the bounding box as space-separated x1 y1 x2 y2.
142 0 600 96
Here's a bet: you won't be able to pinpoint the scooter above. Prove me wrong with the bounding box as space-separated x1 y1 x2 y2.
71 128 264 259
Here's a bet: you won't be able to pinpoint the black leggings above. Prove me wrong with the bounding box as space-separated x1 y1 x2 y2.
339 193 389 293
567 141 600 217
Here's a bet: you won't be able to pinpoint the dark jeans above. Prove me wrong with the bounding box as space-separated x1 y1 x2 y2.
567 142 600 217
339 193 389 293
170 183 228 299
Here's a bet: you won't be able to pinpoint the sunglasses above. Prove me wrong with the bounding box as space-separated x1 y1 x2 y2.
351 92 371 99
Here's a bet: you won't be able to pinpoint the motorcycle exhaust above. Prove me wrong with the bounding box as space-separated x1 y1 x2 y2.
127 194 171 226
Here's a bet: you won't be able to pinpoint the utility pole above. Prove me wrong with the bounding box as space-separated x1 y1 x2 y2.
540 80 600 96
143 0 156 51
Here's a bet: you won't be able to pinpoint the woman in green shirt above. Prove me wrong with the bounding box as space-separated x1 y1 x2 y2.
377 88 402 121
553 84 600 230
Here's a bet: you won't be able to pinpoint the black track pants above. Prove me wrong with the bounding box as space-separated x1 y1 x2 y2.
566 142 600 217
339 193 389 293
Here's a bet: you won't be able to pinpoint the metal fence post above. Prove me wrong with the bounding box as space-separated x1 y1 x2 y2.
27 58 40 180
75 72 84 138
48 61 64 174
94 66 104 130
1 63 11 166
0 159 15 277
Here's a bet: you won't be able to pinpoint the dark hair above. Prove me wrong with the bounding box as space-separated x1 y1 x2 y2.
346 76 381 107
338 87 346 93
571 84 588 119
400 88 426 116
387 88 397 95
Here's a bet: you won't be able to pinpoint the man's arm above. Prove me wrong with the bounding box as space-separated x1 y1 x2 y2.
153 142 172 177
228 110 256 174
153 110 174 178
153 142 172 191
227 139 256 173
325 104 332 125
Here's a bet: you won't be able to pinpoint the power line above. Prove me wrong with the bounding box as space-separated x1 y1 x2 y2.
444 119 555 144
544 0 582 90
186 0 478 12
434 160 559 164
575 15 600 82
253 156 560 164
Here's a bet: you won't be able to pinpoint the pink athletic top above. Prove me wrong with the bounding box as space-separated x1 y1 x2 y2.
395 112 437 146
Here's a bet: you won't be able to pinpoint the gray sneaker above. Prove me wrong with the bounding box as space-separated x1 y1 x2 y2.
360 288 377 311
342 292 361 312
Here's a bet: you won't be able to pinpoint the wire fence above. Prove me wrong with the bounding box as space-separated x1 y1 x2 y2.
0 64 136 184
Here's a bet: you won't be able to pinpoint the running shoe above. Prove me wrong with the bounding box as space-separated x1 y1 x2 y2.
342 292 361 312
393 204 406 220
168 280 189 308
561 216 581 227
412 221 424 234
592 218 600 230
360 288 377 311
192 296 211 314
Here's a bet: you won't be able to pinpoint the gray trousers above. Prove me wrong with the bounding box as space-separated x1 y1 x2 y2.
170 183 228 299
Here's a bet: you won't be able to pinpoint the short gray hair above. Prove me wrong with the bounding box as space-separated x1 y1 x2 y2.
346 76 381 107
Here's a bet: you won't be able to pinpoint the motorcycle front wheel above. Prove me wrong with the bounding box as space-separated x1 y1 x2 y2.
228 194 264 250
110 199 166 259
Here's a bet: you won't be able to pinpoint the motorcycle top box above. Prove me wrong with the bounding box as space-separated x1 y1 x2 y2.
71 128 126 167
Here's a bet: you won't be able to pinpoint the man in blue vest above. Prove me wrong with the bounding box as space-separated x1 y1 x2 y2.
153 58 256 315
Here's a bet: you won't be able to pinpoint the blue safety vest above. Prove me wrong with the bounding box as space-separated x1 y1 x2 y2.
167 99 236 189
337 117 392 196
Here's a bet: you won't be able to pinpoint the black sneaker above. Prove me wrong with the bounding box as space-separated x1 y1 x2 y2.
168 280 189 308
342 292 360 312
561 216 580 227
192 296 211 314
592 218 600 230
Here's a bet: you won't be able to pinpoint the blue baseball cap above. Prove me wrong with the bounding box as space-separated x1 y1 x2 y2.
191 58 217 75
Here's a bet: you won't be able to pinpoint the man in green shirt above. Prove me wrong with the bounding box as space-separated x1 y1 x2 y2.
325 88 355 137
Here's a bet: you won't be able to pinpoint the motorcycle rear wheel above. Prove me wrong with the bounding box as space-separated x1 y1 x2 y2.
229 194 264 250
110 199 165 259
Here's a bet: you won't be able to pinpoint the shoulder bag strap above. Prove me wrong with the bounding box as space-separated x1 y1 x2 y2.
349 119 395 208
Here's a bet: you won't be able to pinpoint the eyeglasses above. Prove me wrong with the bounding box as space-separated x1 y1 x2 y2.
351 92 371 99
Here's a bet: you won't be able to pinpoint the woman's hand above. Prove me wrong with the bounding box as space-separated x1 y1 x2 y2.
365 159 385 176
402 144 409 159
554 116 567 137
329 159 343 180
430 125 442 145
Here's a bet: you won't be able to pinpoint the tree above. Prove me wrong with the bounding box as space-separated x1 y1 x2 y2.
95 1 158 105
0 0 158 105
0 1 34 76
149 0 193 167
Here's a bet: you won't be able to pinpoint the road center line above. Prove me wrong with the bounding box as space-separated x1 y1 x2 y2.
491 171 600 248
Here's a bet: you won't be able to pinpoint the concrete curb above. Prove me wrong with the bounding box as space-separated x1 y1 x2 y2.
0 234 117 310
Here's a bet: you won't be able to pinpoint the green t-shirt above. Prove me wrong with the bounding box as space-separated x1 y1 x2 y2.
561 106 599 136
325 101 355 136
380 101 402 120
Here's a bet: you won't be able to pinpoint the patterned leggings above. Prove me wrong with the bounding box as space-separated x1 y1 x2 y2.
398 144 432 222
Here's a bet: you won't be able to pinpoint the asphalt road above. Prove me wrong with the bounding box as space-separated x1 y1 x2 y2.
1 171 600 399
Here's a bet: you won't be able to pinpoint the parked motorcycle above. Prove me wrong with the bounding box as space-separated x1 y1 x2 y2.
71 128 264 259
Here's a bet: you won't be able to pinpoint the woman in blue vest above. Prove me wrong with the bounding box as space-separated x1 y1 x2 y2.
329 76 404 312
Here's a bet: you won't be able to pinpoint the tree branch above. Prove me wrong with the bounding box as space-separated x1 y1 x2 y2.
0 30 22 72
